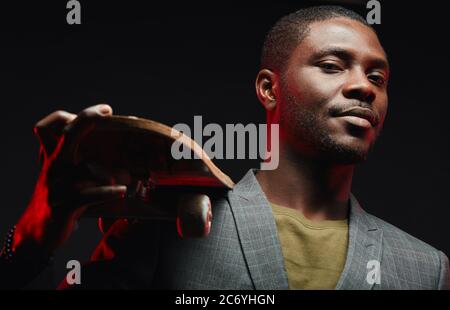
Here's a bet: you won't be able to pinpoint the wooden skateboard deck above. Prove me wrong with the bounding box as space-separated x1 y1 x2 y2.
65 115 234 238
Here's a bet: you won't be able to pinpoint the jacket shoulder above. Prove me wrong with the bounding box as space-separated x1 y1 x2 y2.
368 213 439 253
365 212 449 289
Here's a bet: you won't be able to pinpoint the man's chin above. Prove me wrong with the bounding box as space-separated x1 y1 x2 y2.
318 141 371 165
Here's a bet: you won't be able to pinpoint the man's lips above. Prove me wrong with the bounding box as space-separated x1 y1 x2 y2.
334 107 378 128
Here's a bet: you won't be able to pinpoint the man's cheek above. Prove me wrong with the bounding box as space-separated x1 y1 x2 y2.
378 103 388 125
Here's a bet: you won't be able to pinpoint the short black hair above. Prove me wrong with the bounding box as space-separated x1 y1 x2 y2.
260 5 374 73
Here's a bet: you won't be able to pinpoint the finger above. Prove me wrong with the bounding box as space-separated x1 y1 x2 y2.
63 104 113 134
35 110 77 133
78 185 127 206
61 104 114 163
34 110 77 157
49 163 132 195
47 177 119 211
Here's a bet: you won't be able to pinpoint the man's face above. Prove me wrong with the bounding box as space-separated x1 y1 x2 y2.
278 17 389 164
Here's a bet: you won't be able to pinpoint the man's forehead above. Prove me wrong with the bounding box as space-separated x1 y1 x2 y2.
298 18 387 63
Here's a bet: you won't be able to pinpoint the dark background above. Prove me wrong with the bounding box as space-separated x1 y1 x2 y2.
0 0 449 288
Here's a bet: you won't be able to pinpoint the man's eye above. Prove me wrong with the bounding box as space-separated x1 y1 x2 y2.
318 62 342 72
368 74 386 86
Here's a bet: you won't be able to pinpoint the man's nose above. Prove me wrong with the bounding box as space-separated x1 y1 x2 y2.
342 68 376 104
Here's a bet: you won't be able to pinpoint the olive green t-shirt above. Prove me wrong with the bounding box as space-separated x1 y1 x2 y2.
271 203 349 290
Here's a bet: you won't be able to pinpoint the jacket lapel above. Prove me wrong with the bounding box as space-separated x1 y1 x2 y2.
227 169 289 290
335 194 383 290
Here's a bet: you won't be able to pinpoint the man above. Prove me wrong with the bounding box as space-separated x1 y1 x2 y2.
1 5 449 289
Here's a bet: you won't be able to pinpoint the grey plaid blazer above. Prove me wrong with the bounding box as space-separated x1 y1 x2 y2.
82 169 450 290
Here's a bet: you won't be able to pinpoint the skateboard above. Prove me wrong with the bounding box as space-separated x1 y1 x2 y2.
64 115 234 238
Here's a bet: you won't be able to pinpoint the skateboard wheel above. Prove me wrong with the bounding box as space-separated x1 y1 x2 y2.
176 194 212 239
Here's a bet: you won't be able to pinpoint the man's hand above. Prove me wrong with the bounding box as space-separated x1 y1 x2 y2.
13 104 128 255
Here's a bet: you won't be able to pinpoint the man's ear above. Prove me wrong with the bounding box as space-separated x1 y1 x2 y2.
255 69 279 112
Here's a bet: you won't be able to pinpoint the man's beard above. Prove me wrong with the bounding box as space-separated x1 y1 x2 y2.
280 92 376 165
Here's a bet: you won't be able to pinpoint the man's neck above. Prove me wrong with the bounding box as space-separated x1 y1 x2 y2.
256 146 354 221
